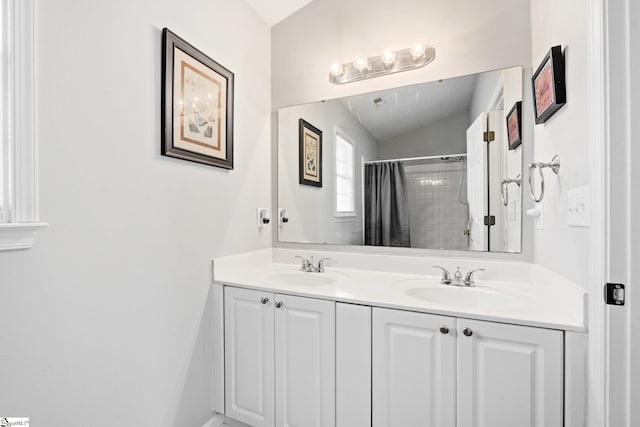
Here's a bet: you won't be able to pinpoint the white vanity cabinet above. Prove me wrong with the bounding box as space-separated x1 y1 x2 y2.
224 286 274 427
224 286 335 427
221 286 565 427
372 307 457 427
371 307 564 427
456 318 564 427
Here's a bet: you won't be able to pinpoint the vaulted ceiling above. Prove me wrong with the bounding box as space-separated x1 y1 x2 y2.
245 0 313 26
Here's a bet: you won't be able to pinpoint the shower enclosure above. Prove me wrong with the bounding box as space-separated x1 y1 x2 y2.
364 155 469 251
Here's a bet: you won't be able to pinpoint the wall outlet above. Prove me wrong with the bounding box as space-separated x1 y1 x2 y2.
256 208 270 228
278 208 289 226
566 186 590 227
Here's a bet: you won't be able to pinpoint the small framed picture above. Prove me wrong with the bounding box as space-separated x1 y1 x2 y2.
506 101 522 150
299 119 323 187
161 28 234 169
531 45 566 124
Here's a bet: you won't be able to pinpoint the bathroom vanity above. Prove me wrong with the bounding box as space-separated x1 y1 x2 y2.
210 249 587 427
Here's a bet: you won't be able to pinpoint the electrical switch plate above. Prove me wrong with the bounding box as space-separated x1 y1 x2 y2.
567 186 590 227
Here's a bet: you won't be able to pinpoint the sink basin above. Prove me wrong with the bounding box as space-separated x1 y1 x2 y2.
261 269 348 287
405 285 521 309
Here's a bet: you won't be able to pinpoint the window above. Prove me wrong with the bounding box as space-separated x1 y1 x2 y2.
0 0 46 250
335 129 355 216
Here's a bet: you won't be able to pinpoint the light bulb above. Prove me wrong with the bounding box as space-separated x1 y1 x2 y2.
330 62 344 76
410 43 425 60
353 57 368 72
381 50 396 66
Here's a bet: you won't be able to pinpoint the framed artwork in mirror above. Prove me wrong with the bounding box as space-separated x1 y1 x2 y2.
299 119 323 187
532 45 566 124
161 28 234 169
506 101 522 150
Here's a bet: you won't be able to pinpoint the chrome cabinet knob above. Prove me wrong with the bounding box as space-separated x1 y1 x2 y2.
275 301 284 309
260 297 269 305
463 328 473 337
440 326 449 335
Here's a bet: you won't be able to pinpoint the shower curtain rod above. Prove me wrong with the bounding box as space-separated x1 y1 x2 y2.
364 153 467 164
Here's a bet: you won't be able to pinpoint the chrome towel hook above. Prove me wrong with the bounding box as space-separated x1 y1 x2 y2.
528 155 560 203
501 174 522 207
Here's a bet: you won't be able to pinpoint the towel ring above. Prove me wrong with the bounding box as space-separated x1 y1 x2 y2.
501 174 522 206
528 155 560 203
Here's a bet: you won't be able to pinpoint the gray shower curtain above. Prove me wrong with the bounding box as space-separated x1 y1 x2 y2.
364 161 411 247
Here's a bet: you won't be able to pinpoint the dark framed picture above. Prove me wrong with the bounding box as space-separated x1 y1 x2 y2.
299 119 323 187
161 28 234 169
531 45 566 124
506 101 522 150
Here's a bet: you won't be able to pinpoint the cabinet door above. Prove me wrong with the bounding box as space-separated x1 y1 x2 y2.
336 303 371 427
372 308 456 427
224 287 274 427
457 319 563 427
275 294 335 427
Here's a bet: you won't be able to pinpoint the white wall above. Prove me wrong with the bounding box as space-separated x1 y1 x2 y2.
379 112 469 159
529 0 590 287
272 0 533 110
469 70 502 124
278 100 379 244
0 1 271 426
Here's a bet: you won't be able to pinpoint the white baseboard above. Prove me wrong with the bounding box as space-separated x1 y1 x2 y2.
201 413 252 427
201 413 225 427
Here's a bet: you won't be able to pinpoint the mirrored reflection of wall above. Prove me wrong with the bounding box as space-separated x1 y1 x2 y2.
278 100 378 245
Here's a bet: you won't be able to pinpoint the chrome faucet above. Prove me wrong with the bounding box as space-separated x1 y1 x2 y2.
295 256 331 273
316 258 331 272
432 265 452 284
453 267 463 282
464 268 485 287
433 265 485 286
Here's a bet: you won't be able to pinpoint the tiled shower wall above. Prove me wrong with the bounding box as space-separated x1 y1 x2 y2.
404 161 469 250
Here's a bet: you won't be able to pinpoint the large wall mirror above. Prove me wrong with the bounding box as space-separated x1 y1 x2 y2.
278 66 524 253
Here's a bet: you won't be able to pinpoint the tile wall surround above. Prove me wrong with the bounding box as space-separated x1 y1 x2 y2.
404 161 468 251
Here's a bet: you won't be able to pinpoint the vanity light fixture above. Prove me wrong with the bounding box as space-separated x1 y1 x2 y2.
410 43 426 60
353 57 369 72
381 49 396 66
329 43 435 85
330 62 343 77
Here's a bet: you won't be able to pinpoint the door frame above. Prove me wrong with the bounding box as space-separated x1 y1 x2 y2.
586 0 608 426
599 0 640 425
588 0 636 426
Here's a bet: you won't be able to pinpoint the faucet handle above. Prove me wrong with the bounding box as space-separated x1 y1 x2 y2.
295 255 311 271
316 258 331 272
464 268 486 286
433 265 452 285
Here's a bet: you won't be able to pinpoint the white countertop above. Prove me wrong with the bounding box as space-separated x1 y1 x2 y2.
213 249 588 332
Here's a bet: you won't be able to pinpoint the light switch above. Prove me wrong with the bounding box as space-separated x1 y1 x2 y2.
566 186 590 227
